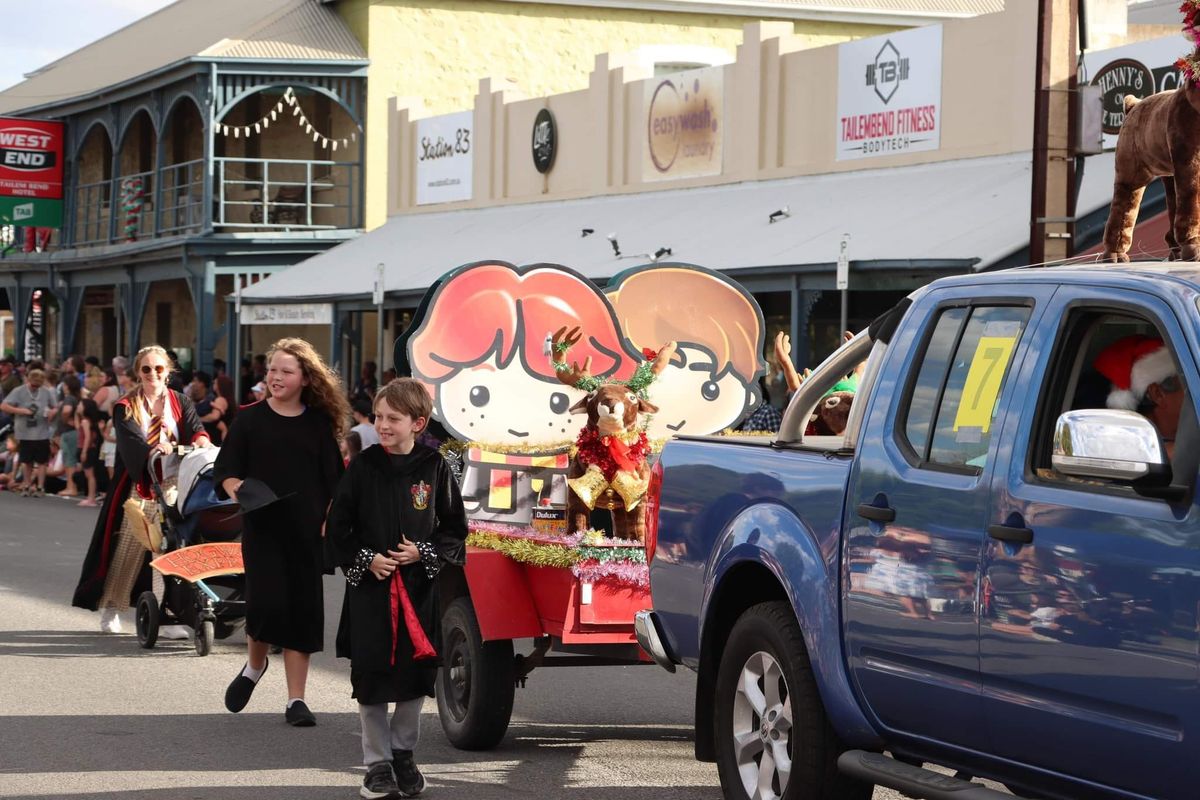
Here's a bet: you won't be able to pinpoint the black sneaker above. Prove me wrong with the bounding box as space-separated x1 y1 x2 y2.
224 658 267 713
391 750 425 797
360 762 401 799
284 699 316 727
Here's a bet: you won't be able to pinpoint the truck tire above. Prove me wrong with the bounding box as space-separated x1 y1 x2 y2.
436 597 515 750
714 601 872 800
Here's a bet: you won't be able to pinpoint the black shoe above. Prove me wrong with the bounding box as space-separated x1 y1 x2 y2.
224 658 267 713
391 750 425 797
285 699 316 727
360 762 401 799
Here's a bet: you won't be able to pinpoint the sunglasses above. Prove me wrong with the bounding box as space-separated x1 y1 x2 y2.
140 365 167 376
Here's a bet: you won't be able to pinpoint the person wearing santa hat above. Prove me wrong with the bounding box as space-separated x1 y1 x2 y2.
1093 335 1186 459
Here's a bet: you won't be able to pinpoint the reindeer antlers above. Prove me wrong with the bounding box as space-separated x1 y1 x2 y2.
650 341 677 377
551 326 593 388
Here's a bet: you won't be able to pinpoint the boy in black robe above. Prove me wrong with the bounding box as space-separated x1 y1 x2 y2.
327 378 467 799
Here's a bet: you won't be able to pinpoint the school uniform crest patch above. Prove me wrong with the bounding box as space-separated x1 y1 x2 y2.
411 480 431 510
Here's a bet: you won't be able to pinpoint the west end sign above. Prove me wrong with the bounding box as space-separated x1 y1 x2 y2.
0 117 65 228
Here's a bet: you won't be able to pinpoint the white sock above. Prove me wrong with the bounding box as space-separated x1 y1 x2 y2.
241 662 266 683
287 697 304 709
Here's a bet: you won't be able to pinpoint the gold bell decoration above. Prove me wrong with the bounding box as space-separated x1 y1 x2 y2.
568 464 649 511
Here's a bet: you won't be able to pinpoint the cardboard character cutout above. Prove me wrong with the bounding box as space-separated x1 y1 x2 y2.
605 264 767 438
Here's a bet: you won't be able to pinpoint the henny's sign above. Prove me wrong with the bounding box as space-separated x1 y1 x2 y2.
0 117 65 228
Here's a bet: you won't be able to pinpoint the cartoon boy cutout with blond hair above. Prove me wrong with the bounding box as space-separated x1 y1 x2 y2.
606 264 766 439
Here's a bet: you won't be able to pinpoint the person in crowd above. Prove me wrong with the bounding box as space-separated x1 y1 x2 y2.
327 378 468 800
57 355 84 401
111 355 129 376
101 370 136 480
350 397 381 449
215 338 347 726
213 358 227 378
341 430 363 466
1 368 58 497
240 358 257 404
252 354 267 384
210 375 237 444
380 367 397 386
93 370 121 416
56 374 83 497
76 398 105 507
72 345 212 635
0 355 21 396
190 371 219 441
350 361 379 405
0 434 20 491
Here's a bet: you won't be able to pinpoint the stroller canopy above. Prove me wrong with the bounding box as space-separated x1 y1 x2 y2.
176 448 223 513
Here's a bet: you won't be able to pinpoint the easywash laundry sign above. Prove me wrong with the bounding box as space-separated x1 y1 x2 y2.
837 25 942 161
0 117 65 227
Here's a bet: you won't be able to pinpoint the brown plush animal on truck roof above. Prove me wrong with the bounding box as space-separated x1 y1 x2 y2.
1103 43 1200 262
551 326 675 541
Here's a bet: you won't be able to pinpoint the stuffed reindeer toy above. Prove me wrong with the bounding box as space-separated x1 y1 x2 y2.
551 326 675 542
1103 11 1200 263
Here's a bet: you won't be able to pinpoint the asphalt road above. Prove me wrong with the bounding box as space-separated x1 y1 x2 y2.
0 489 936 800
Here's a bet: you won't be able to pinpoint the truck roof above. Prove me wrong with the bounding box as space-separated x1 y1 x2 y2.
926 261 1200 300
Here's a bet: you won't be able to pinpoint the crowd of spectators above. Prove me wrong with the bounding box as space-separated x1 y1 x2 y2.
0 350 284 504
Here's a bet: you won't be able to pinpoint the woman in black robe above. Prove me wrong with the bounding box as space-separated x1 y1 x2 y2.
213 337 346 726
73 345 212 631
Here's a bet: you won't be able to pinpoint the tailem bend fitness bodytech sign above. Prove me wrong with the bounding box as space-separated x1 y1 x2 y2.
837 26 943 161
0 117 64 228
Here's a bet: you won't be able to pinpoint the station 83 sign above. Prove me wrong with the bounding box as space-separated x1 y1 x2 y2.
837 25 942 161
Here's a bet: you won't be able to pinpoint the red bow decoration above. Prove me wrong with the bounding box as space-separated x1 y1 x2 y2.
575 427 650 480
641 347 658 360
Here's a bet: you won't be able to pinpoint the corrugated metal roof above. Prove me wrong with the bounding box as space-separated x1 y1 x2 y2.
0 0 365 116
490 0 1006 21
204 0 367 61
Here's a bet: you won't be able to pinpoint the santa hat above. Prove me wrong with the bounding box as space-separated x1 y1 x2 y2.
1093 335 1177 410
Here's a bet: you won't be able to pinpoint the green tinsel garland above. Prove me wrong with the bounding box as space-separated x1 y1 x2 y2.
466 531 579 568
465 532 647 570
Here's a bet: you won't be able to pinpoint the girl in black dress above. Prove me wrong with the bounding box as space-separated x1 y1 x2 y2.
214 338 347 726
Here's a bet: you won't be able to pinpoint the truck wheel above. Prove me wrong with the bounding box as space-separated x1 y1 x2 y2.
714 601 872 800
436 597 515 750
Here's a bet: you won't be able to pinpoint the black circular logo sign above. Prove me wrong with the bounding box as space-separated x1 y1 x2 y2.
532 108 556 174
1092 58 1155 135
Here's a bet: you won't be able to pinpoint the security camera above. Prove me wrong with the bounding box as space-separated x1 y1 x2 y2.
768 206 791 224
581 228 594 237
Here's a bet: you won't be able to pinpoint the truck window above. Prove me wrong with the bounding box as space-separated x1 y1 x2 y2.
900 305 1031 473
1030 308 1195 493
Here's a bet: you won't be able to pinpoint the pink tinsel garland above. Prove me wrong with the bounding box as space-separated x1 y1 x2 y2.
572 559 650 588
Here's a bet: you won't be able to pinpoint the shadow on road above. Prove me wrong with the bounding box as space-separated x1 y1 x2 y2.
0 628 202 659
0 713 712 799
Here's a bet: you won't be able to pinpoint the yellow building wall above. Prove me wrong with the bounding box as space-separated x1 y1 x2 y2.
338 0 892 229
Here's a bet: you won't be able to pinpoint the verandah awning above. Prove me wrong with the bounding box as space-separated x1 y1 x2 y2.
239 150 1122 304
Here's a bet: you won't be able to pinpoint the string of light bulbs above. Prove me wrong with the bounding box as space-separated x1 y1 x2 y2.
213 86 362 151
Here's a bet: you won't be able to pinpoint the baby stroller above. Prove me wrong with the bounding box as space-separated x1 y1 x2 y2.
134 446 246 656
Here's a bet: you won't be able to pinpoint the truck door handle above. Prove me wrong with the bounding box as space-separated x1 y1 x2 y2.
987 523 1034 544
857 503 896 523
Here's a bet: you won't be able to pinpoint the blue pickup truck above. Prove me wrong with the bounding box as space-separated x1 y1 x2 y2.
635 264 1200 800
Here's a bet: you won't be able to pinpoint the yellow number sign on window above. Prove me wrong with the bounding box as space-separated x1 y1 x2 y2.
953 335 1018 433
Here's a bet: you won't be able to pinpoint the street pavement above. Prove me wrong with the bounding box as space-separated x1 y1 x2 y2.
0 489 946 800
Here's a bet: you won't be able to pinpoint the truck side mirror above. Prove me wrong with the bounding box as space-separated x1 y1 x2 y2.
1052 408 1169 483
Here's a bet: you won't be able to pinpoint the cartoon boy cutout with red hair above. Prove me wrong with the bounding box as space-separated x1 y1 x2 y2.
407 262 638 522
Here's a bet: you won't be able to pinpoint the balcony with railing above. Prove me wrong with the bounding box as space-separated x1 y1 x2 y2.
59 83 364 250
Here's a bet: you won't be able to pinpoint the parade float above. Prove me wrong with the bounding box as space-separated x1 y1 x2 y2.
399 260 767 748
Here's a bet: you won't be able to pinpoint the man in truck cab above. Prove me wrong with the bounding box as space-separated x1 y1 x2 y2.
1094 335 1185 460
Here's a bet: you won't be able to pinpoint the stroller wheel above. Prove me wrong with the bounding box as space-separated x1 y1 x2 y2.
135 592 160 649
194 619 215 657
